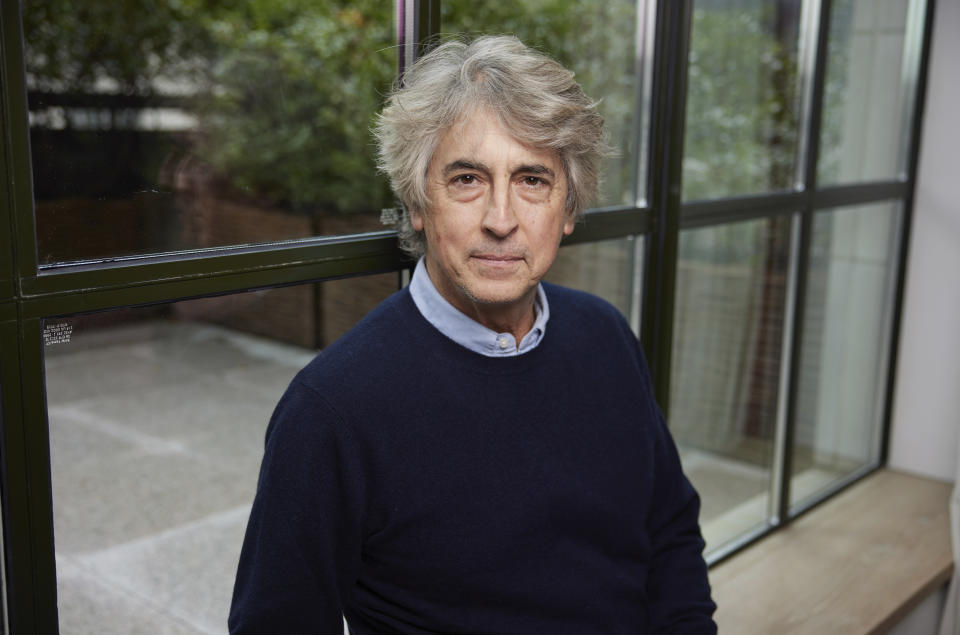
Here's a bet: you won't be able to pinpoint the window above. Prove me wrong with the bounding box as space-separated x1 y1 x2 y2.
671 0 928 558
23 0 396 264
791 201 902 508
818 0 921 184
671 216 792 551
546 237 644 334
684 0 803 200
0 0 934 631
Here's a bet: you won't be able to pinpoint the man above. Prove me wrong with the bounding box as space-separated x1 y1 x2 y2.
230 35 716 633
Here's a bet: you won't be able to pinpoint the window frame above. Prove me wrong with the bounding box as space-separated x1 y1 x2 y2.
675 0 936 564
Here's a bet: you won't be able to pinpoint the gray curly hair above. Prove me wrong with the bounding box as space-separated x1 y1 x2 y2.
374 35 607 258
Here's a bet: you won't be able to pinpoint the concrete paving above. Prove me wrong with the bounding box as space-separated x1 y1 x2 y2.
46 321 311 634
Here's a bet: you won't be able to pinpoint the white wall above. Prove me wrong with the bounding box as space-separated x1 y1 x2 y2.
888 587 947 635
889 0 960 483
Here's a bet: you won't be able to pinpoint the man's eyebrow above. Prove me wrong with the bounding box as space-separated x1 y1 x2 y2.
515 164 556 178
442 160 490 176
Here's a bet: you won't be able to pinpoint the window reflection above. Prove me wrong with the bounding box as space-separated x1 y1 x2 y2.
818 0 916 184
546 236 642 333
24 1 395 264
683 0 802 200
791 202 901 507
670 216 792 551
45 274 397 632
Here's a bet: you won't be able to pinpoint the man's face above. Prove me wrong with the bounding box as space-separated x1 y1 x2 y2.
412 109 574 323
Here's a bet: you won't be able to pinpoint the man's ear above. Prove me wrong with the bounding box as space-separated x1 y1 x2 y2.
563 210 577 236
410 208 425 232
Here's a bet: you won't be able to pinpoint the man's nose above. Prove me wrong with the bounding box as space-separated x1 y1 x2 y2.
482 186 518 238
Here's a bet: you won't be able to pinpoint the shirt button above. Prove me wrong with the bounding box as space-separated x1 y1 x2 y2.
497 336 510 350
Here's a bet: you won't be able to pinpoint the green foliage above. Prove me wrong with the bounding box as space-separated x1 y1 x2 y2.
23 0 397 215
194 0 395 213
683 3 800 201
22 0 219 93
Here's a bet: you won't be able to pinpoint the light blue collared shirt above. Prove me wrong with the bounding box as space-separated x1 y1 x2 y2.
409 257 549 357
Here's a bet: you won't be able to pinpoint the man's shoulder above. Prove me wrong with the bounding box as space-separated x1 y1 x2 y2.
294 288 418 388
542 282 631 330
542 282 646 367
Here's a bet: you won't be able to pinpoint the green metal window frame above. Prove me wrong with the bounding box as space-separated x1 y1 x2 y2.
0 2 17 302
0 137 13 297
0 312 23 634
0 0 938 630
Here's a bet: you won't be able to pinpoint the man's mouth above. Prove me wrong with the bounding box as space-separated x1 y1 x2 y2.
472 253 524 262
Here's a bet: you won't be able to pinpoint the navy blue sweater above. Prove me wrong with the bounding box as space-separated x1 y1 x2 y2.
229 284 716 633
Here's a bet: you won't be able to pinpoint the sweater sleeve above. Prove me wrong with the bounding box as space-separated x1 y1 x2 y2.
628 330 717 632
645 409 718 633
228 378 365 634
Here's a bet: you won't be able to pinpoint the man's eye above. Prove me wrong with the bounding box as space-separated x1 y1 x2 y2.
453 174 477 185
522 176 546 187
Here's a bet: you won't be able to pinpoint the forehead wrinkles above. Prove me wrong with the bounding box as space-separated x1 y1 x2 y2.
436 114 561 176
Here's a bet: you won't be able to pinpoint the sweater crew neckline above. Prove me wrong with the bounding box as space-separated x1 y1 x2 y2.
395 287 554 376
408 257 550 357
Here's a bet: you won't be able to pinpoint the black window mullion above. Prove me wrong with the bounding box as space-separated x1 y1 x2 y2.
1 315 55 634
0 314 32 634
22 258 404 321
681 192 806 229
0 265 12 309
641 0 692 412
25 232 404 299
0 102 14 299
878 0 938 467
1 1 39 284
19 317 58 633
563 207 651 246
678 180 910 231
812 181 908 209
416 0 441 58
399 0 441 76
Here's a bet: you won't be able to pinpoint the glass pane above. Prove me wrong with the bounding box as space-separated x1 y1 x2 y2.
24 1 395 264
683 0 803 200
670 216 792 552
818 0 916 184
545 236 643 333
45 274 397 632
791 202 901 507
441 0 644 208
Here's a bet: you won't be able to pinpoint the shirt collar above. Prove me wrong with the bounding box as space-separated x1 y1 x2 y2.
409 257 550 357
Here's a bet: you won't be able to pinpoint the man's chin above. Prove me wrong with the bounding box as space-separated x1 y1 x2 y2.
461 281 535 308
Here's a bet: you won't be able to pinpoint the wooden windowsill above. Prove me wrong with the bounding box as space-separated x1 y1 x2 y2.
710 468 954 634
